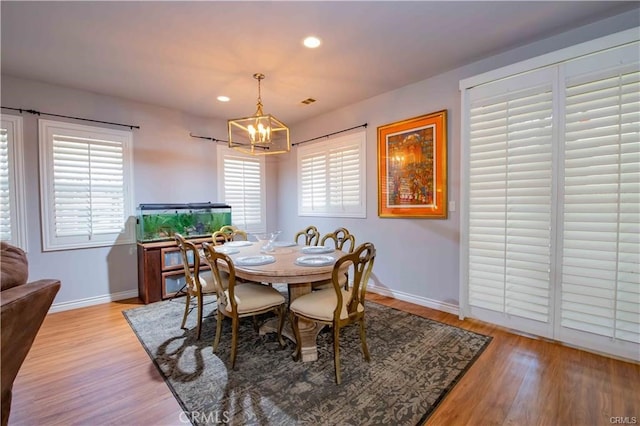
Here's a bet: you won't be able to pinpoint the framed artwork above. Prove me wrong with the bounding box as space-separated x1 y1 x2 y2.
377 110 448 218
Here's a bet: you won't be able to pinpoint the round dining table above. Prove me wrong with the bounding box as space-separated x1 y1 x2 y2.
204 240 344 362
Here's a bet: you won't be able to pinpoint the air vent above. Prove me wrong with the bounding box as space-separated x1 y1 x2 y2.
301 98 316 105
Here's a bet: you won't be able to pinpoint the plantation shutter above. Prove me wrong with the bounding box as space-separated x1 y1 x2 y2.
0 116 26 249
300 151 327 212
328 142 361 209
0 128 11 242
39 119 135 251
52 136 126 237
463 36 640 360
219 149 265 233
466 68 555 335
298 130 366 217
559 43 640 346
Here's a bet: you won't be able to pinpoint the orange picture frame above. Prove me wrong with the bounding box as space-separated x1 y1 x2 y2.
377 110 448 218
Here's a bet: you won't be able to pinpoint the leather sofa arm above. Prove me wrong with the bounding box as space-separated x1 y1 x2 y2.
1 279 60 426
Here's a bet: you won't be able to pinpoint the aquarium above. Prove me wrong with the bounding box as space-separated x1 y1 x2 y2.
136 203 231 242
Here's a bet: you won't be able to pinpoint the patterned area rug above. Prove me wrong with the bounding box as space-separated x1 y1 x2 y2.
123 291 491 426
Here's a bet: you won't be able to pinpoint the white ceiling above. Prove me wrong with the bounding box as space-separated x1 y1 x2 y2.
1 1 637 125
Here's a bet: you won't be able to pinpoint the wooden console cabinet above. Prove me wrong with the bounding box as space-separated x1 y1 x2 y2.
137 237 212 304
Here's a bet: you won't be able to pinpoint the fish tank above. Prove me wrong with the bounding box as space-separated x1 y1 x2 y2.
136 202 231 243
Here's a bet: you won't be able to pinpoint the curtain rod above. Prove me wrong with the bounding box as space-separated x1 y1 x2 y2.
191 123 368 148
189 133 228 143
292 123 367 147
189 133 270 151
1 106 140 130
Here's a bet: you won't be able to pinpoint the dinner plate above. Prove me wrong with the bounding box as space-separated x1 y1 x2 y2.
301 245 334 254
214 246 240 255
235 255 276 266
224 240 253 247
295 255 336 267
273 241 297 248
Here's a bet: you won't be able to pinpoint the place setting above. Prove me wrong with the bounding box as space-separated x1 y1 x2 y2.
294 255 336 267
234 255 276 267
223 240 253 248
300 245 334 254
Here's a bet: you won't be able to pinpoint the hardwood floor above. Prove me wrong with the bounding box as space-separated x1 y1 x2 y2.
9 294 639 425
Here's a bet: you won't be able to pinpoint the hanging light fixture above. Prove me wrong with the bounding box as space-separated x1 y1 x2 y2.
228 73 290 155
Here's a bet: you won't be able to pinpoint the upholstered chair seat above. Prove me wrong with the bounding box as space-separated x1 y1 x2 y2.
290 288 363 321
199 269 227 293
222 283 285 314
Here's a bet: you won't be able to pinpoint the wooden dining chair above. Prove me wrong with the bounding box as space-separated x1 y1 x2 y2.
314 227 357 290
289 242 376 384
320 227 356 253
294 225 320 246
201 241 286 369
174 233 221 340
212 225 248 245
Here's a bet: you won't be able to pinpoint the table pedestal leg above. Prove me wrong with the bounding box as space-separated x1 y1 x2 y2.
259 281 324 362
296 318 325 362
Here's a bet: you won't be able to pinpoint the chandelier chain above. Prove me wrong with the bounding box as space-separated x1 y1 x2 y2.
254 73 265 115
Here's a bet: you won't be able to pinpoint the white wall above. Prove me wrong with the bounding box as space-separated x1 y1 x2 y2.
2 8 636 312
0 76 279 309
276 9 640 313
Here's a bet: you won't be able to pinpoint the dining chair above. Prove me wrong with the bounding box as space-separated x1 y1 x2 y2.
320 227 356 253
313 228 357 290
289 242 376 384
213 225 248 245
175 233 222 340
294 225 320 246
201 241 286 369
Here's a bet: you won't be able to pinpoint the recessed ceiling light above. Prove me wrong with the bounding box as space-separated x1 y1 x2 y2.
217 96 230 102
303 36 321 49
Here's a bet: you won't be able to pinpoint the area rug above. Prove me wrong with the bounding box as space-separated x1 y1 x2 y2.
123 292 491 426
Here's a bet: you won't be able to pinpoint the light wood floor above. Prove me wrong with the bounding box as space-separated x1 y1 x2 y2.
9 294 639 426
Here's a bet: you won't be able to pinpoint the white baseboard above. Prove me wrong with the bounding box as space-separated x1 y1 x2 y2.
49 290 139 313
48 285 458 317
367 284 459 316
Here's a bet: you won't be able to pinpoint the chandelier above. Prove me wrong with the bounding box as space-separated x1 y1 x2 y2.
228 73 290 155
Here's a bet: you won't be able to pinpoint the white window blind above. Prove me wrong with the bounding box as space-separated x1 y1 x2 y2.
560 49 640 346
217 146 266 233
39 119 135 250
462 35 639 361
467 69 554 334
298 130 366 218
0 115 27 249
0 128 12 242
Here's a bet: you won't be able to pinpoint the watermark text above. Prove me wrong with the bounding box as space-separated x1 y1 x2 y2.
179 410 231 424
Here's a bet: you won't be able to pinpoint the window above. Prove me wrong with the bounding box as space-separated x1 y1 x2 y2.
0 115 27 250
217 145 266 233
39 119 135 251
297 130 366 217
460 33 639 361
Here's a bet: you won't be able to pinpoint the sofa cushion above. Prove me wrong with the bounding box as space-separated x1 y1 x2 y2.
1 242 28 291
